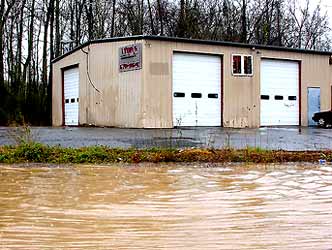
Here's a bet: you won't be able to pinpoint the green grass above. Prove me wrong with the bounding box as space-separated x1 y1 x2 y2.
0 142 330 164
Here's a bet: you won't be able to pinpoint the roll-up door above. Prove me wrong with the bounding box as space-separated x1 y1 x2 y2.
172 53 222 126
64 67 79 126
260 59 299 126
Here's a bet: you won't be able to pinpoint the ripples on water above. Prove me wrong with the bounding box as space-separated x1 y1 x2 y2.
0 163 332 249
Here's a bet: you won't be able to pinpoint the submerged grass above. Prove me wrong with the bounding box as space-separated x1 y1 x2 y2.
0 142 330 164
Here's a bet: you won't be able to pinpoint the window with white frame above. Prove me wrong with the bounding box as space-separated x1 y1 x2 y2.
232 54 253 76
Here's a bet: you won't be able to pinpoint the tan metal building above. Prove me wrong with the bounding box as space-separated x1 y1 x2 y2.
52 35 332 128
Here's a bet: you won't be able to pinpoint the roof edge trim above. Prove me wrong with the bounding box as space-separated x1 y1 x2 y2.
52 35 332 63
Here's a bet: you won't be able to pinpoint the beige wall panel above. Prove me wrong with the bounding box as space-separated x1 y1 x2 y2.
52 63 62 126
330 66 332 110
143 40 332 128
142 41 173 128
52 40 144 127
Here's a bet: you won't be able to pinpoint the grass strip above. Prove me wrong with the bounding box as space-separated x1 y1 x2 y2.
0 142 331 164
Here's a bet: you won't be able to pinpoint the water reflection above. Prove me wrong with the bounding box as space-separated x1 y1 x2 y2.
0 163 332 249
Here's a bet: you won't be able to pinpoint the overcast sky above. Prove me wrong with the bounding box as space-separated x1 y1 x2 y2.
309 0 332 25
306 0 332 38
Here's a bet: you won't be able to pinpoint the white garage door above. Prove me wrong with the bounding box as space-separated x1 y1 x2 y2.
64 67 79 126
260 59 299 126
172 53 222 126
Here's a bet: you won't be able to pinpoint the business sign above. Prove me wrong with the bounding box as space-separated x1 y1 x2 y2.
119 43 142 72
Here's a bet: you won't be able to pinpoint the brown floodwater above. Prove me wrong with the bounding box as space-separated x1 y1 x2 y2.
0 163 332 249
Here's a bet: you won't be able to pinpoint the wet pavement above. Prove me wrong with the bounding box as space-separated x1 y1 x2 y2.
0 126 332 150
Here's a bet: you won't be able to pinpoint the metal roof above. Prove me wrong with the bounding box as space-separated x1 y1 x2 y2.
52 35 332 63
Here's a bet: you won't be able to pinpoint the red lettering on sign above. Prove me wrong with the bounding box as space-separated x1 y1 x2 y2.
122 45 138 57
120 62 140 70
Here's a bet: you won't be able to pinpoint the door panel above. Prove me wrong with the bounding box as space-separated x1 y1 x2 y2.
172 53 222 127
64 67 79 126
307 87 321 126
260 59 299 126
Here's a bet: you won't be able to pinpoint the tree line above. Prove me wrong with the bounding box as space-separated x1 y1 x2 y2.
0 0 330 125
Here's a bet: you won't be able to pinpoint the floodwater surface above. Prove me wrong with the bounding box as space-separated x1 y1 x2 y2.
0 163 332 249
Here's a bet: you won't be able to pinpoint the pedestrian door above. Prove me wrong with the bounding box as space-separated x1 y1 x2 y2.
307 87 320 126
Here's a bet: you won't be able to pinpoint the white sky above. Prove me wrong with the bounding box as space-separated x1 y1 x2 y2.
318 0 331 20
308 0 332 28
301 0 332 41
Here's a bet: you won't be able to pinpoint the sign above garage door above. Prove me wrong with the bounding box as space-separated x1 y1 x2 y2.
260 59 299 126
172 53 222 127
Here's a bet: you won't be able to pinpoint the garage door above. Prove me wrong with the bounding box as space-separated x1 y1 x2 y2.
260 59 299 126
64 67 79 126
172 53 222 126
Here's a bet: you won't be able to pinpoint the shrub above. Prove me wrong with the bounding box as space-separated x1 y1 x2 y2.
14 142 50 162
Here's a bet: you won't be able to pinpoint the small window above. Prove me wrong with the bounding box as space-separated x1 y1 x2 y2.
208 94 218 99
174 92 185 97
191 93 202 98
71 98 75 103
288 96 297 101
261 95 269 100
232 55 253 76
65 99 69 104
232 55 242 74
275 95 283 100
244 56 253 74
77 98 79 102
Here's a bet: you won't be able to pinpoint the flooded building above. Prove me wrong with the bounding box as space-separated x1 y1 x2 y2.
52 36 332 128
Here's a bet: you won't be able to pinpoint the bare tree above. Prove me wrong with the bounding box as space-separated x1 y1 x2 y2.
0 0 17 86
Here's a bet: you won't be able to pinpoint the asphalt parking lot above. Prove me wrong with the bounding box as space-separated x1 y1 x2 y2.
1 126 332 151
